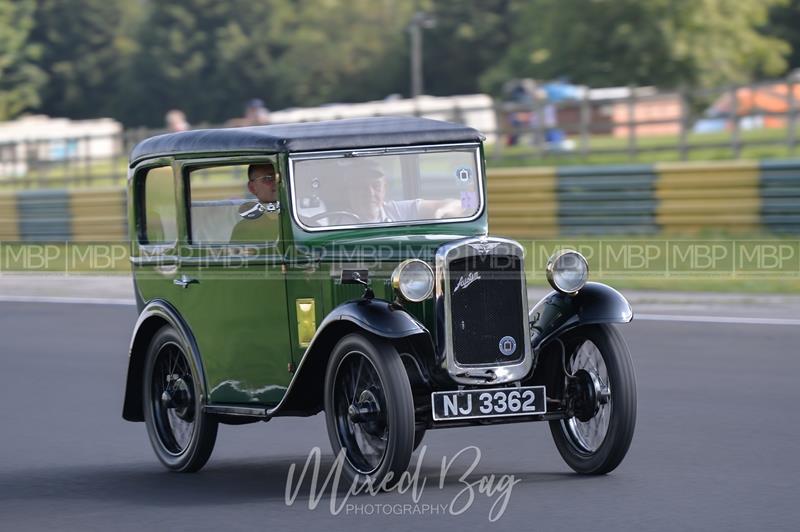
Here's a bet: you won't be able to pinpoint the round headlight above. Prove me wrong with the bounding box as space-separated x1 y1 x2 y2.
391 259 434 302
546 250 588 294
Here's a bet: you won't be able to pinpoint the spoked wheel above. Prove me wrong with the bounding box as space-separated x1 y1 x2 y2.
324 333 414 487
548 324 636 475
143 326 217 472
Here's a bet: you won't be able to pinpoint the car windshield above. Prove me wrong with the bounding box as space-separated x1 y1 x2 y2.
290 145 482 230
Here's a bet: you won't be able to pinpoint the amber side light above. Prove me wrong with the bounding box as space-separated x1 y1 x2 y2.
296 298 316 347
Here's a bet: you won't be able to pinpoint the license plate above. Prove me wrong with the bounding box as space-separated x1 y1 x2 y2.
431 386 547 421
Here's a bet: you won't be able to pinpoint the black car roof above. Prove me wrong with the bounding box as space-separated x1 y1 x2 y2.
129 116 483 167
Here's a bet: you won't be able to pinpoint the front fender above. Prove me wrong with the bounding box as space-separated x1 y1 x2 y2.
318 298 429 338
529 282 633 352
267 298 430 417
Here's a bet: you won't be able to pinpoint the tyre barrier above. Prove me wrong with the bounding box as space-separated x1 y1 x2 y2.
487 159 800 237
557 164 658 236
0 160 799 242
654 161 760 233
486 166 558 238
760 160 800 234
17 190 72 242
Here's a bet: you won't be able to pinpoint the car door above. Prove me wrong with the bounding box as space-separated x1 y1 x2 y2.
171 157 293 407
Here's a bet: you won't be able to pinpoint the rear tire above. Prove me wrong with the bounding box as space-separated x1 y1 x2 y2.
143 326 218 472
548 324 636 475
324 333 415 487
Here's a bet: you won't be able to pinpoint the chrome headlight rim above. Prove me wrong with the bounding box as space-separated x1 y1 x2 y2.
546 249 589 295
391 259 434 303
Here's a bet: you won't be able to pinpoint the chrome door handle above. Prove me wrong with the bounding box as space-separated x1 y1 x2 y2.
173 275 199 288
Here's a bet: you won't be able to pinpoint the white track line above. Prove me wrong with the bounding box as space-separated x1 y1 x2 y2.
636 313 800 326
0 296 798 326
0 295 135 306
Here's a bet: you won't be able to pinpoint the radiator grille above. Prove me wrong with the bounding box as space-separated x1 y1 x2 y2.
448 254 525 366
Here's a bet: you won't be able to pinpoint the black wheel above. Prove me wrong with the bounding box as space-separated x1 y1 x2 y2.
548 324 636 475
324 333 415 487
143 326 218 472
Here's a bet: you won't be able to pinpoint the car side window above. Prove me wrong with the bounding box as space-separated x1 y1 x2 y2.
188 163 280 245
141 166 178 245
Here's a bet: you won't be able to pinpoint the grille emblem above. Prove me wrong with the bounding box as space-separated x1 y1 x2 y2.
468 241 500 255
499 336 517 356
453 271 481 293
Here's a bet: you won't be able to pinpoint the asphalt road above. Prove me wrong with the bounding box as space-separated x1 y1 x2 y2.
0 301 797 531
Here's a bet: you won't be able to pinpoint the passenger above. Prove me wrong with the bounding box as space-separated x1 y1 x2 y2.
246 163 278 204
229 163 279 243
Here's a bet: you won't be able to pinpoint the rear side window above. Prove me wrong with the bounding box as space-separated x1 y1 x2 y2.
140 166 177 245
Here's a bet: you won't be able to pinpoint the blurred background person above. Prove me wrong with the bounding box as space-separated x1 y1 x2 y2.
164 109 190 132
227 99 270 127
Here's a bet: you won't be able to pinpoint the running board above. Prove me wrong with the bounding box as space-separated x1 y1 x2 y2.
205 405 270 418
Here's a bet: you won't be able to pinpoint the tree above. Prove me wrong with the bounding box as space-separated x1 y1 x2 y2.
29 0 138 119
0 0 46 120
118 0 416 127
420 0 516 97
270 0 414 105
767 0 800 73
480 0 790 93
118 0 268 126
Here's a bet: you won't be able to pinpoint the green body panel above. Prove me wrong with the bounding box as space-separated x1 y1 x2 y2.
176 263 292 405
129 144 489 408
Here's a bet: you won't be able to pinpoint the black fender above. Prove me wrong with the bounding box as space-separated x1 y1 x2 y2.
122 299 208 422
529 282 633 352
267 298 430 417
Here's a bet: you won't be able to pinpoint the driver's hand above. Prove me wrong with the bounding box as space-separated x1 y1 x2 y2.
434 200 464 219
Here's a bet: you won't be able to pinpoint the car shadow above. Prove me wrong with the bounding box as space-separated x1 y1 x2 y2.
0 454 584 507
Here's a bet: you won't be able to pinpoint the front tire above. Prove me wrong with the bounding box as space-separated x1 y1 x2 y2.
548 324 636 474
324 333 415 487
143 326 218 472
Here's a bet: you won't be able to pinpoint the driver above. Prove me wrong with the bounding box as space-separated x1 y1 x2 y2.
346 166 461 223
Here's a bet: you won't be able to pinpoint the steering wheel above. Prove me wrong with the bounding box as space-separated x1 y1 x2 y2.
305 211 362 225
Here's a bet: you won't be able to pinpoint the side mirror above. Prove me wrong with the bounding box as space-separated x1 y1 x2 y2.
238 201 281 220
238 201 265 220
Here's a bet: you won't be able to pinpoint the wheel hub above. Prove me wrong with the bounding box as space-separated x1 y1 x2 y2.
347 389 384 436
160 376 194 421
570 369 607 422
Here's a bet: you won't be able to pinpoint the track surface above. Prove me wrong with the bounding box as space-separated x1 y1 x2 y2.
0 301 796 531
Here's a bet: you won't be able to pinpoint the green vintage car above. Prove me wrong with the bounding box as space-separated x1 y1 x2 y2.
123 116 636 483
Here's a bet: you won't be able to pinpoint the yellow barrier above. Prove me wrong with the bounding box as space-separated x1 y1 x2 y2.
191 183 245 201
0 192 19 241
487 167 558 238
69 188 127 242
654 161 761 233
